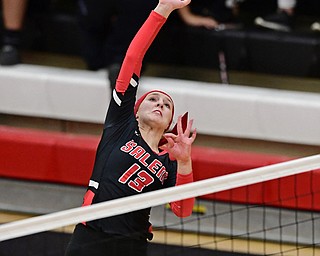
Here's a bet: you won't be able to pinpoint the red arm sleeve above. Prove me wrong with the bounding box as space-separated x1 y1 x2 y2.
116 11 166 94
170 172 195 217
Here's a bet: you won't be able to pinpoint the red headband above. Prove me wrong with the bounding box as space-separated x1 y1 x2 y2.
134 90 174 129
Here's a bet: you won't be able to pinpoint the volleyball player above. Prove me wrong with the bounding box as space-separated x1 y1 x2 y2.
65 0 196 255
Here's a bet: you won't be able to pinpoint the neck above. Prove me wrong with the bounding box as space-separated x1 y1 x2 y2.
139 126 164 153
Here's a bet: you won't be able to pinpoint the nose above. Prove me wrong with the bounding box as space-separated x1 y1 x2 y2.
156 100 164 108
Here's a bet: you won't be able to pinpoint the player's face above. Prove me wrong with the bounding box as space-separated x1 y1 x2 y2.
137 92 173 130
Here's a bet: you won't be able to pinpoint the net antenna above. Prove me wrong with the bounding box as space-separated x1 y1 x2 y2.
0 154 319 242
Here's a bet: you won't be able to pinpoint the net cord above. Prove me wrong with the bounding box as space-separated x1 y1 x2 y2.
0 154 319 241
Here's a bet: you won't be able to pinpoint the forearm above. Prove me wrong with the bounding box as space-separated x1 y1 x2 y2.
169 150 194 218
116 0 190 93
177 6 193 23
115 11 166 93
178 5 218 29
170 163 194 217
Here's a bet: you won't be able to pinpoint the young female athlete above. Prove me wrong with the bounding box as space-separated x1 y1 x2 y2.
65 0 196 255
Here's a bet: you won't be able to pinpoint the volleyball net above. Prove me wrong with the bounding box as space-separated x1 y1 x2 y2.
0 154 320 256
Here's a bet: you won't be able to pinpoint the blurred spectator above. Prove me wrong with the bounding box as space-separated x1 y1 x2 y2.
77 0 157 90
0 0 28 65
177 0 243 30
254 0 295 32
178 5 218 30
255 0 320 32
178 0 319 33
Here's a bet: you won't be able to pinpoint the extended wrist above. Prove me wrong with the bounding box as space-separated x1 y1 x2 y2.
177 157 192 165
154 3 174 18
177 157 192 175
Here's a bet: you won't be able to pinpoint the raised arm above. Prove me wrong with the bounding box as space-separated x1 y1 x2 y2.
115 0 191 94
154 0 192 18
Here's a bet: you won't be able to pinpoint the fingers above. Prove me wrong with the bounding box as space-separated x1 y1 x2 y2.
163 133 178 141
165 136 175 148
190 128 197 143
175 114 195 139
177 115 183 135
176 114 190 135
185 119 193 135
176 0 191 7
182 0 191 6
159 0 191 10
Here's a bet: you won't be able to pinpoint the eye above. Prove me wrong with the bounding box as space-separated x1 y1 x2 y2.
165 103 171 109
149 97 156 101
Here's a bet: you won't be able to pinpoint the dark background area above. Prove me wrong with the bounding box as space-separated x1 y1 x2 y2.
1 0 320 78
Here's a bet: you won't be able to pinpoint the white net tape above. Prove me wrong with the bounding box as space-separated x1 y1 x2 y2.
0 154 319 242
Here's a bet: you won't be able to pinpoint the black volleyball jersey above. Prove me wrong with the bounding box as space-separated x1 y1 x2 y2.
82 11 192 240
86 74 177 239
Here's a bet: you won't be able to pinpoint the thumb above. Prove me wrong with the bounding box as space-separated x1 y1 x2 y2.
163 136 175 148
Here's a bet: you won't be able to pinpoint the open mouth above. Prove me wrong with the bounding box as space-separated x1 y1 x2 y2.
153 110 162 116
